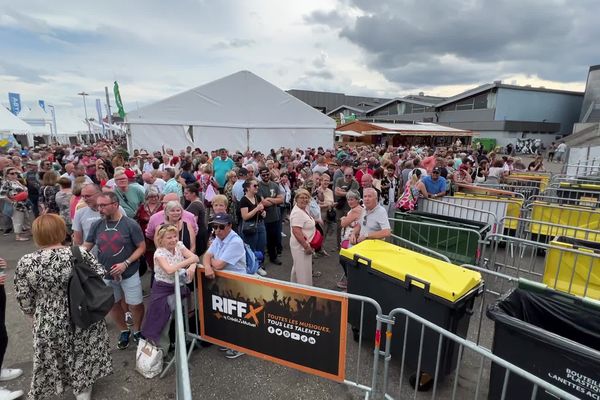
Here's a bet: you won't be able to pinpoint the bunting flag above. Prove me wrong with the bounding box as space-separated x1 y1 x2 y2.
113 81 126 118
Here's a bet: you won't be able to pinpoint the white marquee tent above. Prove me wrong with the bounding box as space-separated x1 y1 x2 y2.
126 71 336 153
1 106 33 147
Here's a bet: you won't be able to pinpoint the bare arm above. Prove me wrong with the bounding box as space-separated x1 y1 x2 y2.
187 223 196 254
73 230 84 246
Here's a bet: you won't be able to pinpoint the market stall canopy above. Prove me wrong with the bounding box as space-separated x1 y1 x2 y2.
337 121 476 137
335 130 364 137
0 106 32 133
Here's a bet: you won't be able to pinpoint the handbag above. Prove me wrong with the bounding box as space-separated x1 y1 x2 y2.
136 338 163 379
242 219 257 235
204 183 216 203
308 228 323 250
326 207 336 222
12 191 28 202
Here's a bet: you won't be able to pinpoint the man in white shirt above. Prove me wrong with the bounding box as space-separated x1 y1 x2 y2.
142 172 166 193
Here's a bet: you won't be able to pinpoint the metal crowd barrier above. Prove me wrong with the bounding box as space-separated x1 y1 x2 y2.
478 183 540 198
162 270 192 400
521 200 600 231
180 271 387 399
418 198 498 230
501 216 600 244
481 234 600 299
562 158 600 177
390 218 485 265
380 308 581 400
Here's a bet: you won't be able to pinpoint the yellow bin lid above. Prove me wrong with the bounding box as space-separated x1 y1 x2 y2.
340 240 482 303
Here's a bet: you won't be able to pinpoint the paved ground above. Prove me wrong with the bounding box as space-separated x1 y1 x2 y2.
0 156 564 399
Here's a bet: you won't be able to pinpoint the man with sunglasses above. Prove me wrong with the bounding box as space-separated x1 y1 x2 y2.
72 184 126 249
203 213 246 277
257 167 284 265
352 188 391 245
83 191 146 350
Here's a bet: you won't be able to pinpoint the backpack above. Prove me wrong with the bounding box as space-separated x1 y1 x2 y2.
244 243 262 275
68 246 115 329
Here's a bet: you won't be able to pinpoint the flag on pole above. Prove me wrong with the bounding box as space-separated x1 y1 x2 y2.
38 100 46 111
8 93 21 115
113 81 126 118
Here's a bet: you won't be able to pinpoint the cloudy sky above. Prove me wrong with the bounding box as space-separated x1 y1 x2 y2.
0 0 597 132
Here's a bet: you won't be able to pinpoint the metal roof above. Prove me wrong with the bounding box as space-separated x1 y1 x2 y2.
327 105 370 116
436 82 584 108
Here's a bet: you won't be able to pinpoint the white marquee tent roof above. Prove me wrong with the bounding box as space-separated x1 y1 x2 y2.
1 106 32 133
18 105 50 122
126 70 336 129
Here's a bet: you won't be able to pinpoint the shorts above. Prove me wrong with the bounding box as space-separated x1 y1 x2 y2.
104 273 143 305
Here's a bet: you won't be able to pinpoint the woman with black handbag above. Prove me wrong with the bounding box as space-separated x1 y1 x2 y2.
239 178 267 276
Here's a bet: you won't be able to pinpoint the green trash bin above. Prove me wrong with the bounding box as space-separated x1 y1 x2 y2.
392 211 487 265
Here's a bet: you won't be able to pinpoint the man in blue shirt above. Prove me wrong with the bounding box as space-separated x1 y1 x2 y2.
421 167 447 199
203 213 246 277
213 148 234 189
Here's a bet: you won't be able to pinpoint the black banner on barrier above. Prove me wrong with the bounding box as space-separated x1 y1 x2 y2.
198 269 348 381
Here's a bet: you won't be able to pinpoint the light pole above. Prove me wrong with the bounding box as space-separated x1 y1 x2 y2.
78 91 92 136
47 104 57 142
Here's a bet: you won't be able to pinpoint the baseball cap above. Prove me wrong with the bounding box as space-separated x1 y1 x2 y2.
124 169 136 179
432 167 441 174
209 213 232 225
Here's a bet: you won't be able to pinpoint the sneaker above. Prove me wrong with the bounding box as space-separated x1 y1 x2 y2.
218 346 229 352
0 387 24 399
124 312 134 327
132 331 143 343
0 368 23 382
257 267 267 277
117 330 131 350
336 277 348 289
225 349 245 359
75 386 92 400
281 232 287 237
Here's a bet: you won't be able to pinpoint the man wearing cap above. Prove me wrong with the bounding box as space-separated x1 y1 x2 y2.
113 168 145 218
203 213 246 276
421 167 447 198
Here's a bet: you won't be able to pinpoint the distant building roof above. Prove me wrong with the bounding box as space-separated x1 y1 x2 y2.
326 105 368 116
366 96 443 115
436 82 583 108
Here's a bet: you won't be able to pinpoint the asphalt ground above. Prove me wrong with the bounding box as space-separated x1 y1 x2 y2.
0 156 564 400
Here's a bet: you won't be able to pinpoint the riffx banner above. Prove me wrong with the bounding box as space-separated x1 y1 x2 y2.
198 269 348 381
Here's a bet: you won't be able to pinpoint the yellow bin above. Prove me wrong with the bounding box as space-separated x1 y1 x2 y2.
544 240 600 300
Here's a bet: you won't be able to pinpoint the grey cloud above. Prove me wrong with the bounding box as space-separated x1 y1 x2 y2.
309 0 600 86
0 62 48 84
212 38 255 50
305 70 335 80
303 10 348 28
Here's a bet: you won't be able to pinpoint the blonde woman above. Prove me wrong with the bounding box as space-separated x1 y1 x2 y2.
164 200 196 254
289 189 316 286
141 224 198 346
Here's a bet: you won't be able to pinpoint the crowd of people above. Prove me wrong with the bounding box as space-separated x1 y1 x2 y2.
0 138 556 399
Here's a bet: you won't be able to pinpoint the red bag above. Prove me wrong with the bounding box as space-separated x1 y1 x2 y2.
12 191 28 202
309 229 323 250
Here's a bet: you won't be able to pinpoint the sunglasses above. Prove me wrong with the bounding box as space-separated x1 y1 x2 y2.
7 172 17 176
212 224 227 231
251 184 258 188
96 202 116 208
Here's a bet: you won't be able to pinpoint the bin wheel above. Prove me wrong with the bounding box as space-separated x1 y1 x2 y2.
352 327 360 342
409 372 434 392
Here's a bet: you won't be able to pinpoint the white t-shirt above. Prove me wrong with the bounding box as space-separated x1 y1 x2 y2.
154 242 187 284
144 178 166 193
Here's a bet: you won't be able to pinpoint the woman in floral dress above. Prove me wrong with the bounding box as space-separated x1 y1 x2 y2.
14 214 112 400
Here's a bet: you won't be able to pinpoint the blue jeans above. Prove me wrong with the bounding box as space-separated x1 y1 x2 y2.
242 221 266 255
